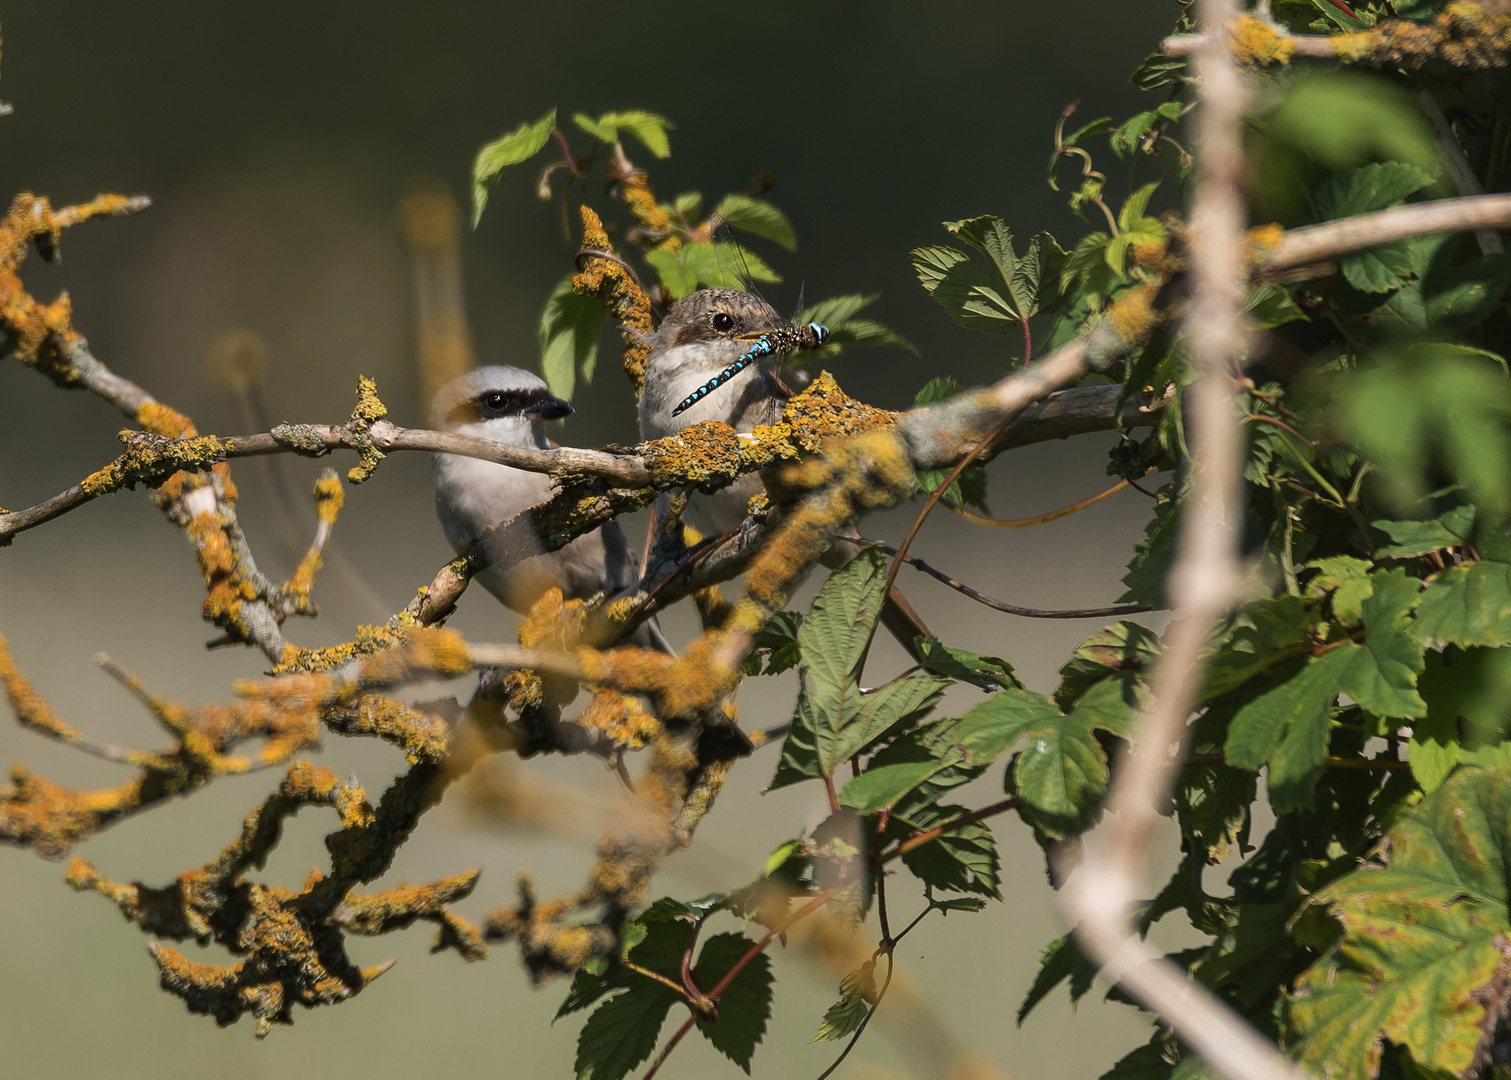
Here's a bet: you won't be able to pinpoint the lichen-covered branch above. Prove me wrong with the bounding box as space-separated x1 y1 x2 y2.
1164 1 1511 70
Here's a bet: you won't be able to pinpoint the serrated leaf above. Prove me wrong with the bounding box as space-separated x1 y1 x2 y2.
1098 1040 1176 1080
575 984 679 1080
1410 561 1511 649
472 108 557 227
713 194 796 251
840 689 1028 814
1289 764 1511 1080
913 219 1067 339
773 551 948 787
1224 649 1350 812
1305 555 1375 627
573 110 673 158
1314 162 1437 221
645 245 699 300
812 992 869 1044
1314 163 1437 293
1410 647 1511 791
691 934 773 1071
1018 932 1099 1025
812 962 875 1043
793 294 915 361
1327 569 1426 720
1373 504 1476 559
1121 487 1180 607
894 801 1002 897
1011 677 1134 836
1203 594 1315 701
1056 621 1162 709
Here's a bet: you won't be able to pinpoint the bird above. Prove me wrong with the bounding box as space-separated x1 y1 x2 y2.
638 288 934 658
431 365 657 643
639 289 800 539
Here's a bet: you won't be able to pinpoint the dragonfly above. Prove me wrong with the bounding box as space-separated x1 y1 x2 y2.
669 215 830 416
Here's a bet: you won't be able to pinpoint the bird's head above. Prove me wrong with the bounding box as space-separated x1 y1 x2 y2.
648 289 794 377
430 365 573 447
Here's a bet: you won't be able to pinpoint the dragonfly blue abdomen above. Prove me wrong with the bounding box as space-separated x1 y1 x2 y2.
671 321 829 416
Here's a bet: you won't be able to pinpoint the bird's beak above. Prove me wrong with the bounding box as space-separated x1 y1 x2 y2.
526 395 574 421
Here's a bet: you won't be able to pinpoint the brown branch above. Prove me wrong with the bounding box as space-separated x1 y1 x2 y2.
883 797 1023 862
862 539 1153 620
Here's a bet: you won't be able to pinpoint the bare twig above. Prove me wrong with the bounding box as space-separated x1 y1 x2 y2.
860 539 1152 620
1061 5 1311 1080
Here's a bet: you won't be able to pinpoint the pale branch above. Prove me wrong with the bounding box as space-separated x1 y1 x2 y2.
1261 193 1511 279
1163 29 1339 58
1064 5 1310 1080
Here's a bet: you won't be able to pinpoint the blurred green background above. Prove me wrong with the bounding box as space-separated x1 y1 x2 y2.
0 3 1191 1078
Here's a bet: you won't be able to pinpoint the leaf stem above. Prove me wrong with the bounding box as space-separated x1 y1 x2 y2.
943 478 1131 528
882 797 1023 863
622 961 692 1001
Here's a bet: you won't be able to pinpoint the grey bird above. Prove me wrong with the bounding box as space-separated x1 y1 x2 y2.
639 288 934 657
431 366 657 643
639 289 796 538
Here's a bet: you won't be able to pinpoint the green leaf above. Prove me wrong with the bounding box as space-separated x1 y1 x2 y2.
894 801 1002 897
1224 650 1350 812
691 934 773 1071
538 275 607 401
744 610 803 677
914 376 960 408
1018 933 1098 1025
1327 569 1427 720
1373 503 1476 559
1056 621 1161 709
1410 561 1511 649
1314 162 1437 220
472 108 557 228
1410 647 1511 791
916 637 1019 691
911 220 1067 339
1203 594 1315 700
1341 349 1511 523
1010 677 1137 835
793 294 915 359
575 983 679 1080
713 194 796 251
1121 486 1180 607
1289 765 1511 1080
1305 555 1375 627
573 110 674 158
812 963 875 1043
772 551 948 787
645 245 699 300
840 690 1029 814
1109 105 1181 160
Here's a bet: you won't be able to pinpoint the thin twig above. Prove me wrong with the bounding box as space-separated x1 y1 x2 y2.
860 539 1153 620
944 478 1132 528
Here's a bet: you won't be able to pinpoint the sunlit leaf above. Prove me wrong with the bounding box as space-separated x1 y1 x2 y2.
472 108 557 227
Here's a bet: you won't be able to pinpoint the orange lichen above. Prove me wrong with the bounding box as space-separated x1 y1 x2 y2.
1230 15 1296 65
620 171 672 236
1106 283 1162 344
342 375 389 483
67 761 481 1035
571 205 653 395
575 690 663 751
1331 1 1511 68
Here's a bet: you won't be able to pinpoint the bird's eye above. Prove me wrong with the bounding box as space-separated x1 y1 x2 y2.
712 312 735 333
481 391 508 413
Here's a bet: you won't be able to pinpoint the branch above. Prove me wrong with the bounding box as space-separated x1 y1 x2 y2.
1061 5 1311 1080
1261 193 1511 280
